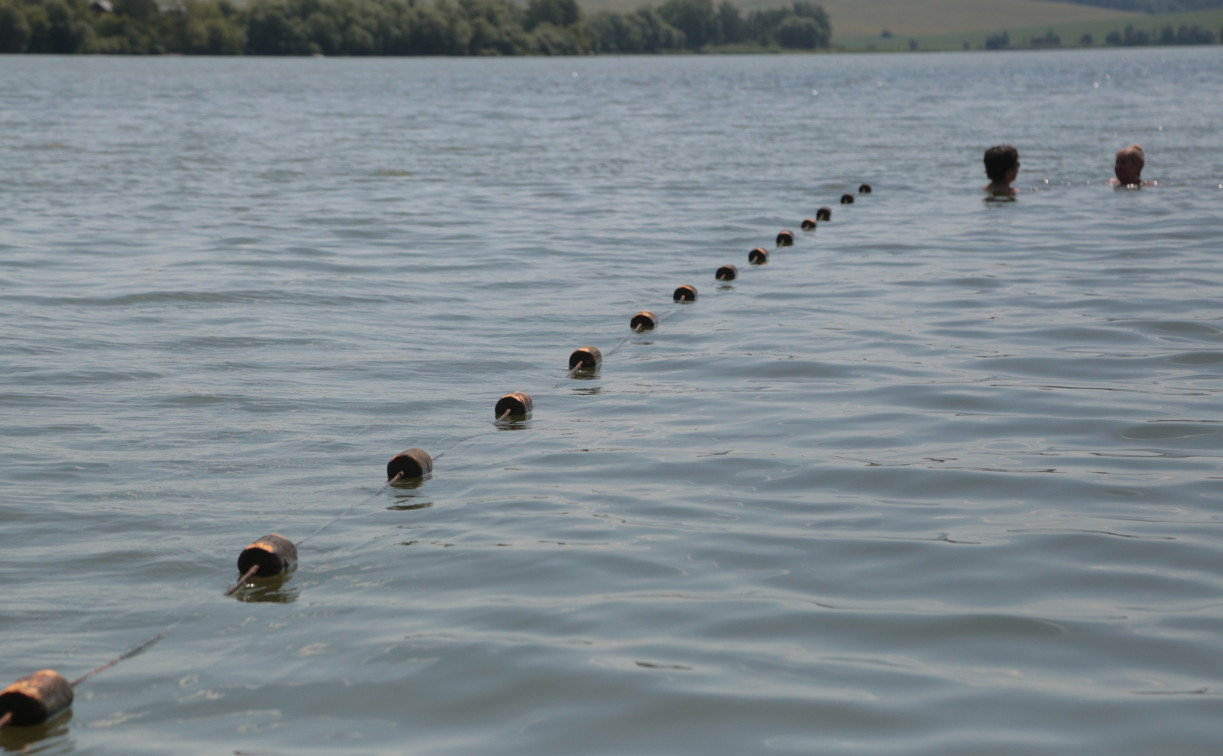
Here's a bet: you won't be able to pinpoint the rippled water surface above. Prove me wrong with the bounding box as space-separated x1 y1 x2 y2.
2 49 1222 754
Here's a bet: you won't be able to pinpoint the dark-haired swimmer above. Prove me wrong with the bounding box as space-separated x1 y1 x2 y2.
1109 144 1155 187
983 144 1019 196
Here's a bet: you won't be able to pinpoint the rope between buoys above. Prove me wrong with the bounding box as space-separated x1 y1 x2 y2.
552 364 582 389
296 471 405 548
605 323 645 359
68 620 182 689
433 408 512 462
223 563 262 597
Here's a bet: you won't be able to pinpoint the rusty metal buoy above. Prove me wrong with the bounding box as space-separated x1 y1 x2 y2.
748 247 768 265
840 193 854 204
715 265 738 281
800 218 816 231
859 183 872 194
387 448 434 480
568 346 602 370
776 230 794 246
630 311 658 331
237 534 298 579
0 670 73 727
673 285 697 303
495 391 533 418
816 206 832 221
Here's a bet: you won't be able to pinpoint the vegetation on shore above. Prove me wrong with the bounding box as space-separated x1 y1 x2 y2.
838 7 1223 51
0 0 830 55
1055 0 1223 11
2 0 1220 56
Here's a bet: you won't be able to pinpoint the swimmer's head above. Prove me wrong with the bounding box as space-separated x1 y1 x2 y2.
1115 144 1144 185
983 145 1019 184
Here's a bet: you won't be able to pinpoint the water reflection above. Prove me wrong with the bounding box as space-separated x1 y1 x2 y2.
228 570 298 604
387 496 433 512
0 709 72 753
389 476 430 491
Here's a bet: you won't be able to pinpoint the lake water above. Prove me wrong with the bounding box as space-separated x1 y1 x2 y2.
1 48 1222 755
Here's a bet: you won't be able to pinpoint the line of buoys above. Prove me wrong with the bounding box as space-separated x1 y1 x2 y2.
3 180 873 732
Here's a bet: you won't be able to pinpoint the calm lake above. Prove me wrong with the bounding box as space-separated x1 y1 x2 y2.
1 47 1222 754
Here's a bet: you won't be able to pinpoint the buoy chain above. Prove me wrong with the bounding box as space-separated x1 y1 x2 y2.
2 184 871 730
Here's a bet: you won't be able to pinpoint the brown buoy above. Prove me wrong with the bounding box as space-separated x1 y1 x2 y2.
568 346 602 370
387 448 434 479
673 285 697 303
816 206 832 221
630 311 658 331
715 265 738 281
776 230 794 247
237 533 298 579
859 183 872 194
800 218 816 231
495 391 533 418
0 670 73 727
748 247 768 265
840 193 854 204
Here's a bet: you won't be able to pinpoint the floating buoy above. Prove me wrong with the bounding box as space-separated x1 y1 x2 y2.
387 448 434 479
495 391 533 418
859 183 872 194
630 311 658 331
816 206 832 221
568 346 602 370
800 218 817 231
237 533 298 579
673 285 697 303
776 230 794 247
715 264 738 281
840 193 854 204
0 669 73 727
748 247 768 265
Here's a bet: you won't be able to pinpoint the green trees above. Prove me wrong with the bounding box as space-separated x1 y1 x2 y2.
525 0 578 30
0 1 33 52
0 0 834 55
659 0 717 49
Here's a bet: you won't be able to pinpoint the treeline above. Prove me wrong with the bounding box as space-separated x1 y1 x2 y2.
1104 20 1218 42
984 22 1220 49
0 0 831 55
1055 0 1223 13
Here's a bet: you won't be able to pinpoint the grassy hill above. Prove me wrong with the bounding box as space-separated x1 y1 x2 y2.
837 6 1223 49
577 0 1143 41
808 0 1139 39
